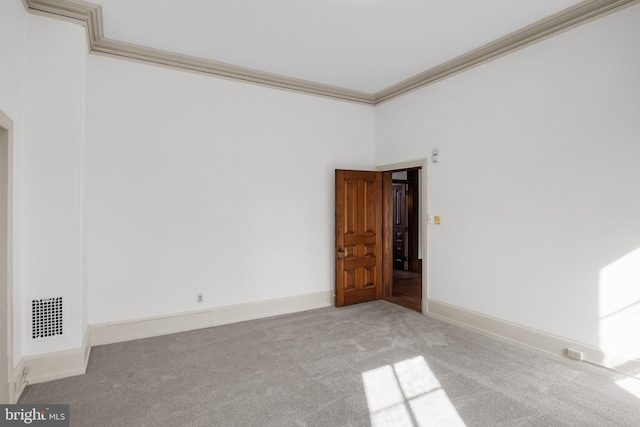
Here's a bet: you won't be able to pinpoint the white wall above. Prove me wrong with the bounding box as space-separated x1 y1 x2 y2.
0 1 87 360
376 3 640 362
21 14 87 355
86 56 375 323
0 0 27 367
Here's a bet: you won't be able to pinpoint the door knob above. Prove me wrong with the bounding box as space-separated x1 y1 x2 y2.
338 246 345 253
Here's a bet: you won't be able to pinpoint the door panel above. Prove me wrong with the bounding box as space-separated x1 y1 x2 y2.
392 183 408 270
335 170 383 306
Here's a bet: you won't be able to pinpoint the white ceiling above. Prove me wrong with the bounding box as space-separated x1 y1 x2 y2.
98 0 583 93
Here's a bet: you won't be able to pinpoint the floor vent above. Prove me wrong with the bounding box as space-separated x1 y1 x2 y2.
31 297 63 339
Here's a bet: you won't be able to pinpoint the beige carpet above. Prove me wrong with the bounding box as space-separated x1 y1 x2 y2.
20 300 640 426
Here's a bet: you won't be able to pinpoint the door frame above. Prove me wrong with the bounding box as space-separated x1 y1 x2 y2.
0 108 14 404
377 159 428 314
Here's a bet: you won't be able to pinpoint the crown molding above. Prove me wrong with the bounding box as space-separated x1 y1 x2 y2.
90 38 376 104
374 0 638 104
22 0 375 104
21 0 638 106
23 0 102 38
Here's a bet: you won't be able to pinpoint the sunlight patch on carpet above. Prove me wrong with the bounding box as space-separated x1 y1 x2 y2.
615 376 640 400
362 356 465 427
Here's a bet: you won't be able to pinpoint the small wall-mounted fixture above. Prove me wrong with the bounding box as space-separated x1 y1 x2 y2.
431 149 439 163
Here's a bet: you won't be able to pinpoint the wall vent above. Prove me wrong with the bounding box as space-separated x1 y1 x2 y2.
31 297 63 339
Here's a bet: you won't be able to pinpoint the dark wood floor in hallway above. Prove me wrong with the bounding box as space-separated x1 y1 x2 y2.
385 269 422 312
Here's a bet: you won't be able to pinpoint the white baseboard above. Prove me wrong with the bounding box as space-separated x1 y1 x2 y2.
12 292 331 391
18 294 636 391
10 329 92 402
19 329 92 387
426 298 640 377
91 291 333 346
10 292 331 394
10 358 27 404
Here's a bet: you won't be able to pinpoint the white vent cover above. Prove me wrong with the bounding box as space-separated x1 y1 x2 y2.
31 297 63 339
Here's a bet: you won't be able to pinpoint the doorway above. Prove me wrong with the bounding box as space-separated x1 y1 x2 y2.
385 168 422 312
334 159 427 313
0 109 13 404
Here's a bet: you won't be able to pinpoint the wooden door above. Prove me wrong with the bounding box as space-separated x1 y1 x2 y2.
335 170 383 306
392 183 409 271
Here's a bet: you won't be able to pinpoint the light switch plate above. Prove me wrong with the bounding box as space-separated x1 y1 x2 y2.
434 216 441 225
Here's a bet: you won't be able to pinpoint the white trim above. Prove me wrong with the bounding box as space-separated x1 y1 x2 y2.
377 159 429 314
0 109 13 404
10 358 27 404
20 328 92 386
427 299 640 377
11 293 638 389
9 292 331 390
91 291 333 346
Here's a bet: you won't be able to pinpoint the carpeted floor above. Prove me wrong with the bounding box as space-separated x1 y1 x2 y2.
20 301 640 426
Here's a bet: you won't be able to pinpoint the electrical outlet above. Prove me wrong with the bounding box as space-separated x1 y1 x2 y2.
567 348 584 361
197 293 204 303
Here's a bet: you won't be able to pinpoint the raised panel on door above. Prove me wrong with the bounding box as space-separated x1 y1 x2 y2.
393 183 408 270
